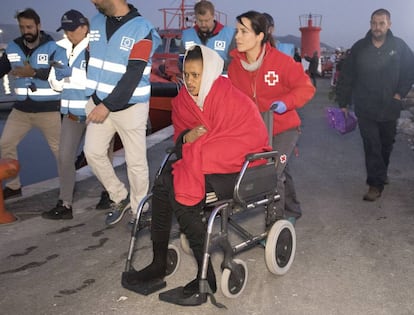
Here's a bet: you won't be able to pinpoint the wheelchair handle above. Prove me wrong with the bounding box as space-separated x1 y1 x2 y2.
245 150 278 162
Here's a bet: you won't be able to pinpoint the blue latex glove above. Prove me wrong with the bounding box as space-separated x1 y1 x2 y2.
270 101 287 114
54 65 72 81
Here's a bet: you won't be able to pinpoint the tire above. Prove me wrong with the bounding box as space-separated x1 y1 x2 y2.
265 220 296 275
165 244 180 278
180 233 192 255
220 259 248 298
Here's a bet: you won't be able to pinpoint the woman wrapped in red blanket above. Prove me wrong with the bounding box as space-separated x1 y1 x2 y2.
123 45 270 303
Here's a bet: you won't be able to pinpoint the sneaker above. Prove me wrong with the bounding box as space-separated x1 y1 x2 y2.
105 196 131 225
127 211 152 232
3 187 22 200
41 200 73 220
96 191 113 210
363 186 382 202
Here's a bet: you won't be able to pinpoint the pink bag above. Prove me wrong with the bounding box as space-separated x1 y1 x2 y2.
325 106 358 134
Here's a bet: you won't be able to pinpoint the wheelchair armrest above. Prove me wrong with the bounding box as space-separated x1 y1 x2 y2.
165 146 176 154
245 150 278 162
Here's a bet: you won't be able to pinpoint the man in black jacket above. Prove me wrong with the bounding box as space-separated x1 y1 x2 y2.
305 51 319 87
336 8 414 201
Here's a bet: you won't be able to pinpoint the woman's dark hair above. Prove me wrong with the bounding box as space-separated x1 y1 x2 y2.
185 45 203 62
15 8 41 25
262 12 276 47
236 11 269 46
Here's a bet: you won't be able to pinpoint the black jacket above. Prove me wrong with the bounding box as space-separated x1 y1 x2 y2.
336 30 414 121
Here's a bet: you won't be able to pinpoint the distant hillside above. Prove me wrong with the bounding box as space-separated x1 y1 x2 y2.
0 23 334 52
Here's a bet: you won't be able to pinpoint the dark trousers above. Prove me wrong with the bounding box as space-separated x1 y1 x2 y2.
357 116 397 190
272 128 302 219
309 73 317 87
150 161 238 253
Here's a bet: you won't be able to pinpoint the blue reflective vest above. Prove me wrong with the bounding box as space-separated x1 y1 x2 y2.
6 39 60 102
182 26 234 62
54 37 89 117
86 14 161 105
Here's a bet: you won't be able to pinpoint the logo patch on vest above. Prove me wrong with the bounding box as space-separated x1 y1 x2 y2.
185 41 196 50
264 71 279 86
120 36 135 51
279 154 287 164
37 54 49 65
214 40 226 51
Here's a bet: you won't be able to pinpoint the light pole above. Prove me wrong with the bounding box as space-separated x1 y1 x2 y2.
0 29 3 44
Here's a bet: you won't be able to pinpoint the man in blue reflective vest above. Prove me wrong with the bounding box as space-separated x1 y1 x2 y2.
181 0 235 69
0 8 61 200
84 0 161 226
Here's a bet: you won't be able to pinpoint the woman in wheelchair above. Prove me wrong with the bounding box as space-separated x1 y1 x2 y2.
228 11 315 224
123 45 271 301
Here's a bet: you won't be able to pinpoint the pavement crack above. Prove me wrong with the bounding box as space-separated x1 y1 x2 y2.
57 278 96 296
0 254 59 275
47 223 85 235
91 226 113 237
8 246 37 258
83 237 109 251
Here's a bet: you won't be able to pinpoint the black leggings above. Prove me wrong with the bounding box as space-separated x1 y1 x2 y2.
150 161 238 253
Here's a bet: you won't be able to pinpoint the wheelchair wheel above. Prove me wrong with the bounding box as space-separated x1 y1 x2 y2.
220 259 248 298
265 220 296 275
180 233 192 255
165 244 180 278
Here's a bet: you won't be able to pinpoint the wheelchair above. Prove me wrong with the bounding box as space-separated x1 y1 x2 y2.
121 147 296 308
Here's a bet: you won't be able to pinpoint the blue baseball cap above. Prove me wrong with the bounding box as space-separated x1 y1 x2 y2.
56 9 87 32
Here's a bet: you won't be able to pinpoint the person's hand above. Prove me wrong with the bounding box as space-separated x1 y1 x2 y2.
55 65 72 81
340 106 349 118
270 101 287 114
10 61 36 77
86 103 110 124
184 125 207 143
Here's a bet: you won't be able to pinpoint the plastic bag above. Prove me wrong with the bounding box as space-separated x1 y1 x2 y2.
325 106 358 134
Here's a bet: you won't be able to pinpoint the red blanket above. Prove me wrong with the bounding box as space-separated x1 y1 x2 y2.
172 76 271 206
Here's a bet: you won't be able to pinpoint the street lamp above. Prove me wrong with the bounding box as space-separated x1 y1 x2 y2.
0 29 3 43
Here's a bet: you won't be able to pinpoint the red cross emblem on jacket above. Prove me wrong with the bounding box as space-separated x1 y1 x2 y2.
264 71 279 86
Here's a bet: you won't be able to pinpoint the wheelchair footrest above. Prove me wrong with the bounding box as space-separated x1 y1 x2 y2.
121 271 166 295
159 286 207 306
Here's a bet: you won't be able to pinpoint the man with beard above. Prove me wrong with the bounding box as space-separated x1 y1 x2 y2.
181 0 235 68
0 8 61 199
84 0 160 226
336 8 414 201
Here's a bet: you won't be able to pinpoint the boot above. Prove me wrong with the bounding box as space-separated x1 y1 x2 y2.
363 186 382 202
124 240 168 285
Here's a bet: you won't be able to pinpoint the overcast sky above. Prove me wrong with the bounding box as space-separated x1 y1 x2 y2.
1 0 413 50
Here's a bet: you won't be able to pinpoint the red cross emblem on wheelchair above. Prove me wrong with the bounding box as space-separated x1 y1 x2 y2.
264 71 279 86
279 154 287 164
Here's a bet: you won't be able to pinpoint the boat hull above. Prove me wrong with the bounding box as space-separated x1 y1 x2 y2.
149 81 179 132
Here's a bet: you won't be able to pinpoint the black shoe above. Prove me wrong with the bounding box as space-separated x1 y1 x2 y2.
96 191 113 210
41 200 73 220
363 186 382 202
3 187 22 200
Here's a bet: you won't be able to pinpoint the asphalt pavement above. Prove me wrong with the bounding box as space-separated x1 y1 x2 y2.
1 77 413 315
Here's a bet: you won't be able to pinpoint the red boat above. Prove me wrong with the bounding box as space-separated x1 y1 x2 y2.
148 2 191 133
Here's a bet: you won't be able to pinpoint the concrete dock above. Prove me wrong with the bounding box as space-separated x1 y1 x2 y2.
1 77 413 315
